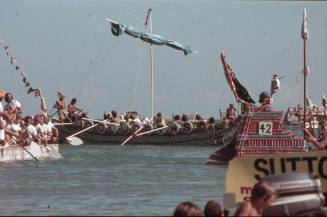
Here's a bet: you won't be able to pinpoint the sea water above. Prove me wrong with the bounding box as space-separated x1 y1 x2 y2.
0 145 226 216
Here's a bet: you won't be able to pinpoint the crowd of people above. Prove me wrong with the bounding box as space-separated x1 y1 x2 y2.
52 92 239 134
173 180 277 217
0 91 58 148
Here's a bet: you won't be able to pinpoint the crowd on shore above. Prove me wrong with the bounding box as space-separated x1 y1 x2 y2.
0 91 58 148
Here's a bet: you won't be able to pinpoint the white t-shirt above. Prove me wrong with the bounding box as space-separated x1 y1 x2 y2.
0 102 3 113
4 100 21 111
36 123 48 135
6 123 22 132
26 125 38 139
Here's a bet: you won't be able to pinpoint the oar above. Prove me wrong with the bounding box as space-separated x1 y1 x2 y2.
20 143 40 162
53 123 74 126
66 123 98 145
82 118 120 126
121 126 144 146
135 125 169 137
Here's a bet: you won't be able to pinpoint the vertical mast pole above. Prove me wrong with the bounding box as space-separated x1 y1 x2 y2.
302 8 308 131
145 8 154 117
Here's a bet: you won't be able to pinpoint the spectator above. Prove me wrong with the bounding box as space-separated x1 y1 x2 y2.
173 201 203 217
204 200 223 217
234 180 277 216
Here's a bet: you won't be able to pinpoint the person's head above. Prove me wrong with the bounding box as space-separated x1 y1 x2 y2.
229 103 234 109
156 112 162 118
259 91 270 104
4 92 13 103
24 116 33 126
173 201 203 217
0 90 5 101
71 98 77 105
273 74 278 78
204 200 223 217
181 114 188 122
111 110 117 118
251 180 277 209
59 95 64 101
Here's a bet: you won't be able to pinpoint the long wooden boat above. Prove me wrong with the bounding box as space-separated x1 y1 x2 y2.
0 142 61 162
57 118 244 146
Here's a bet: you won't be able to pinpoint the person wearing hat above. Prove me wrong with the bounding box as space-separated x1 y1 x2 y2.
53 92 67 122
257 91 272 112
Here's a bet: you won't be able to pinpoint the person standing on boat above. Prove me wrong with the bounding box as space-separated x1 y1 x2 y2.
270 74 280 97
53 92 67 122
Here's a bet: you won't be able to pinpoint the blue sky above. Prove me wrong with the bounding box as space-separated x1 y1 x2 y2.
1 0 326 118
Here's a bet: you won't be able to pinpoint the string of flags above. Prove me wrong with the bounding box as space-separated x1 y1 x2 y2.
1 38 41 98
1 37 47 115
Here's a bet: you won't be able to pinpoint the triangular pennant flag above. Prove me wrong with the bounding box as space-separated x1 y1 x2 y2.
22 77 27 84
25 82 30 87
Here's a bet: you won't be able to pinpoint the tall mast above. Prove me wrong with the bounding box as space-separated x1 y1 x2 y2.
145 8 154 117
302 8 309 130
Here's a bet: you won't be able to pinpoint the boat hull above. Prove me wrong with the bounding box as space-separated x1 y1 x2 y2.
57 119 244 146
0 142 61 162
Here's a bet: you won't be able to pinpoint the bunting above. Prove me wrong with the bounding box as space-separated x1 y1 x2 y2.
1 37 48 115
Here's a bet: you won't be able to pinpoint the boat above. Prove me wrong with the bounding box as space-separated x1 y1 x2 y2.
208 9 318 164
56 115 243 146
55 9 246 146
0 38 62 162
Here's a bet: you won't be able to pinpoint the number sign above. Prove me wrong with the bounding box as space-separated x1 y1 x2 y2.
258 121 273 135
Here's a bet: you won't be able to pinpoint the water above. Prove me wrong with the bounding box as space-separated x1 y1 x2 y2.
0 144 226 216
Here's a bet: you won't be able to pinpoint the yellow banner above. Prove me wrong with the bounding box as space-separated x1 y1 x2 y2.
225 150 327 205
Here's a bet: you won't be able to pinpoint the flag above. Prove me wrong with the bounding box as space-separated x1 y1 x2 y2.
27 87 38 94
34 89 41 97
301 8 309 40
144 8 152 27
106 19 196 55
323 96 326 108
220 53 255 106
306 95 315 108
22 77 27 84
11 56 17 65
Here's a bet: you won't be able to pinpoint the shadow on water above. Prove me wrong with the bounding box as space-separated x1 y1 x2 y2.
0 144 226 216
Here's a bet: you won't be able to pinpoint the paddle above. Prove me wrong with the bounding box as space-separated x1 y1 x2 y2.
66 123 98 145
82 118 120 126
20 143 40 162
66 136 83 146
121 126 144 146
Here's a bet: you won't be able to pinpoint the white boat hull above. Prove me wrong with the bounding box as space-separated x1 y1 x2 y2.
0 142 61 162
